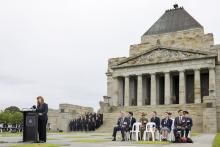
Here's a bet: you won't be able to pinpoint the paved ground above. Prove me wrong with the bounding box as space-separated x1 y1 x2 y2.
0 132 215 147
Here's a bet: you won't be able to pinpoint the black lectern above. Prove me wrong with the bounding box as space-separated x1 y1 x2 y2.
21 109 38 142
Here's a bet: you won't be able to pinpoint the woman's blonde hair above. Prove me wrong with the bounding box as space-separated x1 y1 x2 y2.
37 96 44 105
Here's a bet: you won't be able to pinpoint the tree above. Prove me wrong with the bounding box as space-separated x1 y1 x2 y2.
4 106 20 113
0 106 23 124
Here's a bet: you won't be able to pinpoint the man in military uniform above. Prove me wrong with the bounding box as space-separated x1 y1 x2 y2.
183 111 193 138
139 112 148 140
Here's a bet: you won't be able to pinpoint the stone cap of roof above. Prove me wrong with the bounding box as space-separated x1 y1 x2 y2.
143 5 203 36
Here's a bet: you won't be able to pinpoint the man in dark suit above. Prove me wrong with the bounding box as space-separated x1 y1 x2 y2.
112 112 129 141
150 111 160 130
127 111 136 131
174 110 187 141
183 111 193 138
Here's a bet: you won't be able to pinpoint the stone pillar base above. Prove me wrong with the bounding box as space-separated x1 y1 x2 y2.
203 96 217 133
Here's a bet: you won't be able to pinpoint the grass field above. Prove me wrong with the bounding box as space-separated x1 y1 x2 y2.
9 144 64 147
72 139 110 143
212 133 220 147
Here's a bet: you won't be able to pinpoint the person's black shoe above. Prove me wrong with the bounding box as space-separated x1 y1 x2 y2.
121 139 125 141
112 138 116 141
39 140 45 143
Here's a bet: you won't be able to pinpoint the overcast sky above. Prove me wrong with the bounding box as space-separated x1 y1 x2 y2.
0 0 219 111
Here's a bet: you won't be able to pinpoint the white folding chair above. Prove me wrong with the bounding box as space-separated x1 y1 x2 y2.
130 122 141 141
124 131 130 141
0 123 3 133
143 122 156 141
169 118 175 141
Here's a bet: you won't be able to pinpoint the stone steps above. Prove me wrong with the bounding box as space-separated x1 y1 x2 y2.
96 104 204 133
96 113 120 133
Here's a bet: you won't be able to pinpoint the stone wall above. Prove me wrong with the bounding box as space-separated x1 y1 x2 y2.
215 65 220 132
47 103 93 132
130 28 214 56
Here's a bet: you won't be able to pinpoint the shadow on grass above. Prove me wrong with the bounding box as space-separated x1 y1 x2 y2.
0 140 8 143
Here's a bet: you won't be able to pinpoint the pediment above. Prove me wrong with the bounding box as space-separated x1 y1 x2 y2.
115 47 216 68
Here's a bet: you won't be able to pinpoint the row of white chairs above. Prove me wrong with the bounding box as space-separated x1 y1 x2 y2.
129 122 158 141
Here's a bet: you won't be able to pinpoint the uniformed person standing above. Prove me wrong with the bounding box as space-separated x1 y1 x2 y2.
139 112 148 140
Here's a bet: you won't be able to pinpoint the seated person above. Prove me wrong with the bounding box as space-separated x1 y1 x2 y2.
161 112 173 141
174 110 187 141
183 111 193 138
139 112 148 140
150 111 160 131
112 111 129 141
127 111 136 131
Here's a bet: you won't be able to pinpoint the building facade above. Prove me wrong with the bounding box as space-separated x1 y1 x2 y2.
48 103 93 132
104 5 220 133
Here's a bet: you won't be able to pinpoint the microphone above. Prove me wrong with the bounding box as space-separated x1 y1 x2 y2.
32 105 36 109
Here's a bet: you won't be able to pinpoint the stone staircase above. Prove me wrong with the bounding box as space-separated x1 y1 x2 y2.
96 104 204 133
96 112 120 133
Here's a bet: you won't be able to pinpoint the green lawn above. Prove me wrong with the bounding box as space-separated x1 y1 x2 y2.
9 144 63 147
0 132 22 137
72 139 110 143
212 133 220 147
136 141 170 145
0 140 8 143
191 132 201 137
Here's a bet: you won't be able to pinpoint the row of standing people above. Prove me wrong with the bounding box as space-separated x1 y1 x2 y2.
69 113 103 132
112 110 193 142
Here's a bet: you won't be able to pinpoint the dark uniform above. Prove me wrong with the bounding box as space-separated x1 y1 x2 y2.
36 103 48 142
185 117 193 138
139 115 148 140
150 116 160 130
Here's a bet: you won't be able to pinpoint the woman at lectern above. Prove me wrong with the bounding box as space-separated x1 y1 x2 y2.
36 96 48 143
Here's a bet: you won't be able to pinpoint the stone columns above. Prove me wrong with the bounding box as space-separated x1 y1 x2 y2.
112 77 119 106
209 67 216 97
137 74 143 106
194 69 201 103
151 73 157 105
179 70 186 104
165 72 171 105
124 76 130 106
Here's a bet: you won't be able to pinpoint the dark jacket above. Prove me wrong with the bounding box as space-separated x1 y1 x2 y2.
186 117 193 130
174 116 187 129
117 117 130 128
161 118 173 130
150 116 160 130
36 103 48 122
128 117 136 129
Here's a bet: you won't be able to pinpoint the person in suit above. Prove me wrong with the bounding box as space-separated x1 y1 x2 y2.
139 112 148 140
36 96 48 143
127 111 136 131
161 112 173 141
150 111 160 131
174 110 187 141
183 111 193 138
112 111 129 141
